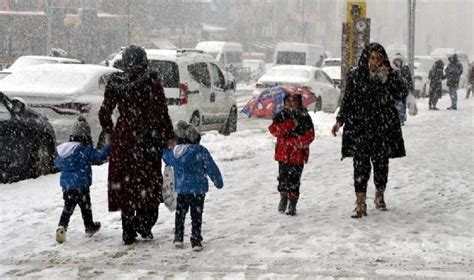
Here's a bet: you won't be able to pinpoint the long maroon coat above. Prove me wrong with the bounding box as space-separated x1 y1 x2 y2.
99 72 174 212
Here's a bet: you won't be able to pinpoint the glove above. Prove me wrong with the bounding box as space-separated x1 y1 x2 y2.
273 109 293 123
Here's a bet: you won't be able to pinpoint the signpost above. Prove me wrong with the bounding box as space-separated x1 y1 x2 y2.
340 0 370 100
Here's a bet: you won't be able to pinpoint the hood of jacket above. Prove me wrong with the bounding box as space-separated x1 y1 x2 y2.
57 142 81 158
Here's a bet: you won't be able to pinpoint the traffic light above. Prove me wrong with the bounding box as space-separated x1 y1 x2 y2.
346 0 367 23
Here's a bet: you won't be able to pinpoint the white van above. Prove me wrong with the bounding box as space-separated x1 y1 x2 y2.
106 49 238 135
273 42 325 67
195 41 243 69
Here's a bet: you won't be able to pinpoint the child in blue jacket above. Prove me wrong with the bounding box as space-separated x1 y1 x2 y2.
55 116 111 244
162 121 223 251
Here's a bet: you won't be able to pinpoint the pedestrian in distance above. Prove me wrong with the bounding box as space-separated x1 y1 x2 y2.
428 59 445 110
392 53 412 125
99 45 175 245
162 121 223 252
269 93 315 216
465 64 474 99
55 116 111 244
331 43 406 218
445 54 463 110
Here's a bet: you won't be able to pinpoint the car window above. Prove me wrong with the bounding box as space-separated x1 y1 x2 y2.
210 63 226 89
0 101 11 121
149 60 180 88
188 62 211 88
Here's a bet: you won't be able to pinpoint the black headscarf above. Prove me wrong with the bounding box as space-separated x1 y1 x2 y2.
356 42 391 80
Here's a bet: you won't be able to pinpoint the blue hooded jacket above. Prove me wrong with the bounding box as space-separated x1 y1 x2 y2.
55 142 111 190
162 144 223 194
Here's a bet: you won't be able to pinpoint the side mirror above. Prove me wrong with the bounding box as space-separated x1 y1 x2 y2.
225 80 235 91
11 98 27 113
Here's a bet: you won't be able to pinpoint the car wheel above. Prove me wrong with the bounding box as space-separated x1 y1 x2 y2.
190 111 201 130
219 107 237 136
33 137 55 177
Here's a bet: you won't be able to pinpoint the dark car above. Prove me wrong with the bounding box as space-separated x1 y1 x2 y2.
0 92 56 183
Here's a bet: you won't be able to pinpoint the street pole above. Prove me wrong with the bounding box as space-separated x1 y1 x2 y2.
407 0 416 77
301 0 305 43
46 0 52 56
126 0 131 45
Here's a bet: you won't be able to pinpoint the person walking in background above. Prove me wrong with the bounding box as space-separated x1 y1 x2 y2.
99 45 175 245
445 54 463 110
162 121 223 252
55 116 111 244
331 43 406 218
465 64 474 99
428 60 445 110
392 53 412 125
269 93 315 216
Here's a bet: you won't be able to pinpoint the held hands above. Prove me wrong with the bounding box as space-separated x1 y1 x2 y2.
331 122 342 137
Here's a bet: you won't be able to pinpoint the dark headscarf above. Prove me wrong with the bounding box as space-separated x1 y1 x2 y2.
356 42 391 80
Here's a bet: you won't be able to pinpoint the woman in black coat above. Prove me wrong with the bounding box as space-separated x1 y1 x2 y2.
428 59 445 110
331 43 406 218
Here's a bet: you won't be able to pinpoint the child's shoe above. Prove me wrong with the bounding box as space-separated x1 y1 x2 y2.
56 226 67 244
173 236 184 248
85 222 101 237
191 240 203 252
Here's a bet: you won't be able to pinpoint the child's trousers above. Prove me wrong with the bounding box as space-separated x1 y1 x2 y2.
58 187 94 229
175 194 205 243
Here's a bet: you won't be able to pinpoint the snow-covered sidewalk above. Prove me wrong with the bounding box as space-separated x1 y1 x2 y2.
1 92 473 279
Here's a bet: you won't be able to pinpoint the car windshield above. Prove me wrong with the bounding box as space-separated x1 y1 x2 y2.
208 52 219 60
276 52 306 65
8 57 58 71
267 68 309 79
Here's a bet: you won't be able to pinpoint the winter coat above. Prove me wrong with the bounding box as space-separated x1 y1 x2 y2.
55 142 111 189
393 54 413 93
336 43 406 159
429 60 445 98
445 59 463 88
162 145 223 194
269 107 315 165
99 71 175 211
468 65 474 84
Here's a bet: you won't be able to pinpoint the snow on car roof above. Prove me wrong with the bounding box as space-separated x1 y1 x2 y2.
0 64 120 97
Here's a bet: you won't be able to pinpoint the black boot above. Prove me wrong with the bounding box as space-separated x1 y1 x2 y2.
85 221 101 237
286 200 297 216
278 192 288 213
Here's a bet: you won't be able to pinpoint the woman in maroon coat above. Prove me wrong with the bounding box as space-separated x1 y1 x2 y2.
99 45 175 245
269 94 315 215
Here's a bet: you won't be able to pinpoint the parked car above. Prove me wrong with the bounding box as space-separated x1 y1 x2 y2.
321 58 341 88
106 49 238 135
0 55 81 80
0 92 56 183
243 59 266 81
0 64 121 144
256 65 340 113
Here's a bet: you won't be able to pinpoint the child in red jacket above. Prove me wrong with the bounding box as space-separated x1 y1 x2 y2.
269 93 315 215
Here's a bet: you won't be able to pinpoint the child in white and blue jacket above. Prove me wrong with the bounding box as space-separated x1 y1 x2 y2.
55 116 111 244
162 121 223 252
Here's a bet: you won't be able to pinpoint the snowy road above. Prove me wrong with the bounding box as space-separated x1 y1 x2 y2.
0 90 473 279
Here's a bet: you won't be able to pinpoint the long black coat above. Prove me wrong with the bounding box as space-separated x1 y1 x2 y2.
429 60 445 98
336 43 406 159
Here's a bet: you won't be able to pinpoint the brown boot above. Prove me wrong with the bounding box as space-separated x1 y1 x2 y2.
374 191 387 211
351 192 367 218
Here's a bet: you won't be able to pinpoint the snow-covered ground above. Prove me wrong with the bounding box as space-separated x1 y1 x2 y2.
1 90 473 279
